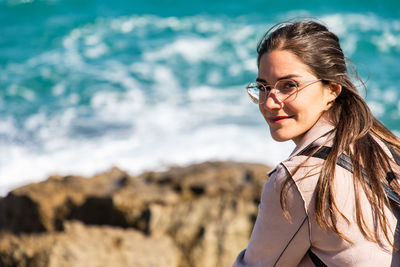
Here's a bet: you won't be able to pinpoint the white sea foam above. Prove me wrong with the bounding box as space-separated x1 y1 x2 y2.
321 13 382 35
0 118 17 138
62 29 85 67
382 89 398 104
321 13 400 54
6 0 34 6
84 35 101 46
84 43 108 59
153 65 181 99
367 101 385 117
374 31 400 53
52 82 66 96
144 37 218 63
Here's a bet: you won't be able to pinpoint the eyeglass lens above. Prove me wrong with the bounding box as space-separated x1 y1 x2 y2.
247 79 298 104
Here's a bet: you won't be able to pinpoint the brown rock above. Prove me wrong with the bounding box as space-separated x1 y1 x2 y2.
0 161 271 267
0 221 180 267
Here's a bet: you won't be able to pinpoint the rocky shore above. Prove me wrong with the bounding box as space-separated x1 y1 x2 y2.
0 161 271 267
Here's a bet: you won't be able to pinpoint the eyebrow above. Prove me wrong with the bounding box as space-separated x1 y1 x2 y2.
256 74 302 84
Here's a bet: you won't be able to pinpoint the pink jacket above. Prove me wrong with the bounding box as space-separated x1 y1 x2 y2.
233 118 400 267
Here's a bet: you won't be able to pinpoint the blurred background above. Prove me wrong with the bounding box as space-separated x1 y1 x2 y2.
1 0 399 195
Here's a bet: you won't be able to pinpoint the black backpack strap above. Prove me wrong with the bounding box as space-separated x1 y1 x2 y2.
307 249 327 267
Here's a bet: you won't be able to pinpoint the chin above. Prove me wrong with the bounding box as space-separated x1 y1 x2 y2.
270 132 292 142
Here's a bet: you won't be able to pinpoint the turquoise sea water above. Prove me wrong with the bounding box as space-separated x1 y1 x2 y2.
1 0 400 194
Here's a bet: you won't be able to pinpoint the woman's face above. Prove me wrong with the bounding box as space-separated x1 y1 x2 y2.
258 49 335 145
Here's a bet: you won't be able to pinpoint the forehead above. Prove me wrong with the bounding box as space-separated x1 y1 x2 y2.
258 50 315 82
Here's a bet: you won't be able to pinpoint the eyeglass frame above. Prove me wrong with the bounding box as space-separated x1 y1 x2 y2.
246 78 323 104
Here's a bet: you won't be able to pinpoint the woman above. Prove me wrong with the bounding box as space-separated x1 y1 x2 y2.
233 20 400 266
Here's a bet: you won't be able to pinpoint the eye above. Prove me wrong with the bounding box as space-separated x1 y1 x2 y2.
257 82 272 92
278 80 297 93
265 85 273 92
283 80 297 89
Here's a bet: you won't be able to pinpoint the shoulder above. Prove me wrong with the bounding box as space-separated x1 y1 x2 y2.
266 156 324 195
263 162 309 214
279 155 326 213
265 162 309 200
262 163 300 205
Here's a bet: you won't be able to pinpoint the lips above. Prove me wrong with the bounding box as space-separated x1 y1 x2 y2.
269 115 294 123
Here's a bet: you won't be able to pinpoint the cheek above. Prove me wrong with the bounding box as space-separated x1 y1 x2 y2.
295 89 329 115
295 99 328 127
258 104 267 116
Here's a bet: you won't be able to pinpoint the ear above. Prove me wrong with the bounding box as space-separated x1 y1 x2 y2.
327 82 342 103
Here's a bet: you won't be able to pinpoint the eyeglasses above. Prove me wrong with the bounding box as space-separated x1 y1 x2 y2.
246 78 322 104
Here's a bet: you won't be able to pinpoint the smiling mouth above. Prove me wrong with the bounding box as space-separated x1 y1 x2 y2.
269 115 294 123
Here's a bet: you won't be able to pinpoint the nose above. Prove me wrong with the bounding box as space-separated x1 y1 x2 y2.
260 89 282 110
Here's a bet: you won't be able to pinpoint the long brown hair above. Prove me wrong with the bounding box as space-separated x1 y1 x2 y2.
257 20 400 246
